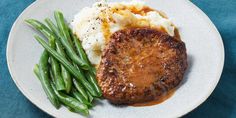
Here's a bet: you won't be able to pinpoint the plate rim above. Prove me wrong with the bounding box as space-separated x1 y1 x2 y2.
6 0 225 117
175 0 225 117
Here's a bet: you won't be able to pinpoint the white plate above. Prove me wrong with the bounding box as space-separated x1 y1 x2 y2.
7 0 224 117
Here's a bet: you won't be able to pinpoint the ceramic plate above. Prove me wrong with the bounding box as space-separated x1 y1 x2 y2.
7 0 224 117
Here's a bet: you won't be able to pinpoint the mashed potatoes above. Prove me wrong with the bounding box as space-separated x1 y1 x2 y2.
72 0 175 65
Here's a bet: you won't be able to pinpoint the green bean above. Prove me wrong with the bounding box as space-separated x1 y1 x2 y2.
34 35 98 97
45 18 72 93
54 11 72 46
69 30 88 64
45 16 99 97
45 18 73 50
72 78 88 101
49 68 55 84
61 66 72 93
26 19 66 91
74 62 101 98
85 72 102 97
65 105 78 113
86 91 94 103
25 19 52 39
49 68 77 113
64 21 74 48
69 30 96 75
37 50 60 109
51 83 89 115
54 11 89 70
69 30 101 96
33 64 40 80
49 38 65 90
44 18 61 39
72 88 93 108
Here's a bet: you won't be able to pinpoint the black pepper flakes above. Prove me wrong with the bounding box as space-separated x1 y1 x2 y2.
98 3 102 7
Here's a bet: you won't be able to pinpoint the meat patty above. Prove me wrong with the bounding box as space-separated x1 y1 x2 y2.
97 28 187 104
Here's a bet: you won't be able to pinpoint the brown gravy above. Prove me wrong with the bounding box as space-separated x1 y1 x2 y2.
131 89 176 107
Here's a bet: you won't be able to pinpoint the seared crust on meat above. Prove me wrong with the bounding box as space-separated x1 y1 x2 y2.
97 28 187 104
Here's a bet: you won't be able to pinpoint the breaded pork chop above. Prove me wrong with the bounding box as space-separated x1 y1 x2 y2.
97 28 187 104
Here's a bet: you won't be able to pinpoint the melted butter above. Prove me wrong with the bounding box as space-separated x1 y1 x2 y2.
131 88 176 107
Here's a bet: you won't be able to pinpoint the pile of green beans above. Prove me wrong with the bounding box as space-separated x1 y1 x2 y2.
26 11 102 116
